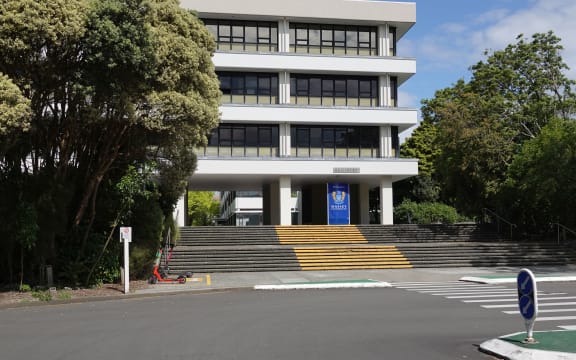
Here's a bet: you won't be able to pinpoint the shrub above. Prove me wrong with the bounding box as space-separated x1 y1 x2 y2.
394 200 468 224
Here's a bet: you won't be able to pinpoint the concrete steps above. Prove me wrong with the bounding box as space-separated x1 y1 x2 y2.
167 225 576 273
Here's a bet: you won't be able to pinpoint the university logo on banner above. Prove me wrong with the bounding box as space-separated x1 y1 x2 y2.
327 183 350 225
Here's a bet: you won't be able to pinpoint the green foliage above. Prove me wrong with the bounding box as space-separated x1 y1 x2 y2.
400 118 439 177
0 0 220 285
0 73 30 138
505 118 576 228
31 289 52 302
416 31 576 221
130 246 156 280
19 284 31 292
187 191 220 226
394 200 469 224
57 291 72 301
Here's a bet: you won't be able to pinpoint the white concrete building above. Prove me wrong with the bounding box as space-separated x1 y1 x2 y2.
181 0 418 225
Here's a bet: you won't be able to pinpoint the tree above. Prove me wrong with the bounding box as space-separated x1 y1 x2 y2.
420 32 576 217
396 118 441 204
505 118 576 229
187 192 220 226
0 0 220 285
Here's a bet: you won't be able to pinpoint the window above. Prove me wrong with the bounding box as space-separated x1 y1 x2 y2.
203 19 278 52
389 27 397 56
204 125 279 157
290 74 378 107
290 23 377 56
390 76 398 107
291 126 379 158
218 72 278 104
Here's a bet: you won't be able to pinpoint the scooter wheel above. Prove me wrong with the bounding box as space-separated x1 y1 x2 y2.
148 276 158 284
177 275 186 284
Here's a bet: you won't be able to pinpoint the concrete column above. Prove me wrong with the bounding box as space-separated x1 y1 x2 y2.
378 25 388 57
358 184 371 224
279 176 292 225
279 71 290 104
279 19 289 52
279 122 291 157
380 125 391 158
379 75 389 107
380 177 393 225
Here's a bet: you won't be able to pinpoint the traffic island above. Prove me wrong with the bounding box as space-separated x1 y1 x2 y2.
254 279 391 290
480 330 576 360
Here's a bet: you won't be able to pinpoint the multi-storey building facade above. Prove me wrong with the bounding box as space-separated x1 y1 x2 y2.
180 0 418 225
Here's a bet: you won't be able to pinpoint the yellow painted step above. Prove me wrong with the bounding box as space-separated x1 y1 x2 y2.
275 225 368 244
293 245 413 270
300 264 413 270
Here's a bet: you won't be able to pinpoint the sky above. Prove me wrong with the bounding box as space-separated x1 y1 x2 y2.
396 0 576 138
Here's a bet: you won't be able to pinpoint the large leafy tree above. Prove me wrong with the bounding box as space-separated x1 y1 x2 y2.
506 118 576 229
0 0 220 284
412 32 576 217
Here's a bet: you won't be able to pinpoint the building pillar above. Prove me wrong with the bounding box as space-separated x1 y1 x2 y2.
378 25 388 57
278 19 290 53
380 125 391 158
379 75 389 107
359 183 371 224
379 177 393 225
279 122 291 157
279 176 292 225
279 71 290 104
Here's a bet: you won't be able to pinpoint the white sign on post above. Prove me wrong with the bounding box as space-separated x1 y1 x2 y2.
119 227 132 294
120 226 132 243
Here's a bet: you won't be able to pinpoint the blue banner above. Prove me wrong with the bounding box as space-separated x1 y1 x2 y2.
327 183 350 225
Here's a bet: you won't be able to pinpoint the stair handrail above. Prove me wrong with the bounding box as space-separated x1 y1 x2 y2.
481 208 516 240
551 223 576 246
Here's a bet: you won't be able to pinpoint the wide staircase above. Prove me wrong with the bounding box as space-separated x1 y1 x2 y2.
167 224 576 273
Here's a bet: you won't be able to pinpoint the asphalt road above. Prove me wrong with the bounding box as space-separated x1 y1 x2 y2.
0 285 523 360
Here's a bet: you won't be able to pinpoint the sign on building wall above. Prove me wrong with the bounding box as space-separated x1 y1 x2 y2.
327 183 350 225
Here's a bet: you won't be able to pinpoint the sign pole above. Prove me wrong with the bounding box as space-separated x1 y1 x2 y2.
517 268 538 343
120 227 132 294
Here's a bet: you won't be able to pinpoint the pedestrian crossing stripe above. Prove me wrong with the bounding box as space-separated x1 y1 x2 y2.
391 280 576 330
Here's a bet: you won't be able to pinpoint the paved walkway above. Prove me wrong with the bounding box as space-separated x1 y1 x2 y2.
137 265 576 360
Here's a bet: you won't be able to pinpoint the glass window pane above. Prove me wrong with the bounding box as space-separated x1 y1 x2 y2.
258 76 271 94
220 127 231 146
245 26 257 43
335 80 346 97
231 76 244 94
219 25 230 36
233 127 245 146
297 128 309 147
322 79 333 96
246 75 257 95
347 79 358 98
310 78 321 97
219 74 231 94
323 128 334 146
309 29 320 46
259 128 272 146
346 32 357 48
246 126 258 146
310 127 322 147
335 128 347 146
232 25 244 37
